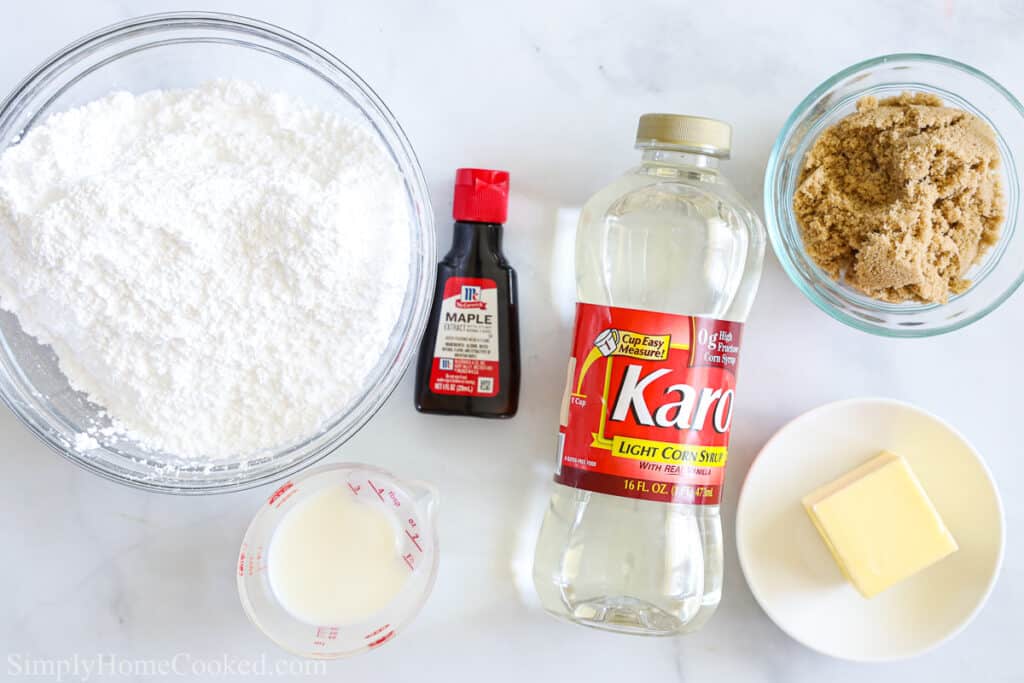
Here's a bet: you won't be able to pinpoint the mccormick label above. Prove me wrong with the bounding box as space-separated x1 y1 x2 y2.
429 277 500 397
555 303 743 505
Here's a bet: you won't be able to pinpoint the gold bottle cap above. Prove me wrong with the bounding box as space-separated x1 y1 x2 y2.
635 113 732 158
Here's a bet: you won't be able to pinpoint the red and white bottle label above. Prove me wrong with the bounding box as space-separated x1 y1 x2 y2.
555 303 743 505
428 277 500 397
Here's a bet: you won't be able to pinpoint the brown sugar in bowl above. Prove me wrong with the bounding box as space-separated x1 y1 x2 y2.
764 54 1024 337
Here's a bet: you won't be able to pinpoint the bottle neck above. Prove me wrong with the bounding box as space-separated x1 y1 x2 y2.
450 220 503 256
640 147 720 170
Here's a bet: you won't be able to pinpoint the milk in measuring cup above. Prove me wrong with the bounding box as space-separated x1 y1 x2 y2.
268 486 410 625
238 464 438 658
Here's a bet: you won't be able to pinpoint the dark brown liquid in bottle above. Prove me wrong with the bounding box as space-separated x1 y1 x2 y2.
415 221 519 417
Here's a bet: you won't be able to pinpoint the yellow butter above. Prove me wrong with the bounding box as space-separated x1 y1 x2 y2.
802 451 958 598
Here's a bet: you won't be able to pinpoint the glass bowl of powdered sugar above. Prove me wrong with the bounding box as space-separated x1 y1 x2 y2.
0 13 435 493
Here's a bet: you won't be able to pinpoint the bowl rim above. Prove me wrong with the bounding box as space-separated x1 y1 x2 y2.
0 11 435 494
763 52 1024 338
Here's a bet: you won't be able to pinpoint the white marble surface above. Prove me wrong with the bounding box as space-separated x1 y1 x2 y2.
2 1 1022 681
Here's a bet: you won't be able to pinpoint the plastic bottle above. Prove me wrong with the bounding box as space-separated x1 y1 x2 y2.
415 169 520 417
532 114 765 635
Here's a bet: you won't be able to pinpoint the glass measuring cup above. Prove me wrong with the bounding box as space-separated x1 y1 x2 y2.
237 463 439 658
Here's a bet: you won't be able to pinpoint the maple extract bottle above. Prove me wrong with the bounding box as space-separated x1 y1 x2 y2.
415 168 520 417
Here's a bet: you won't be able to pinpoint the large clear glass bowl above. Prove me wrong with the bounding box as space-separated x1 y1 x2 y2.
764 54 1024 337
0 13 435 493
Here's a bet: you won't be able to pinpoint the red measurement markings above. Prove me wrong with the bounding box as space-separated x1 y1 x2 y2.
237 544 247 577
402 552 415 570
364 624 391 640
368 631 395 648
312 626 340 649
405 528 423 552
268 482 294 506
347 481 361 495
368 479 386 501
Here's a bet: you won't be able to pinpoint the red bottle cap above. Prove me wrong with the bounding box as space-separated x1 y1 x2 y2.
453 168 510 224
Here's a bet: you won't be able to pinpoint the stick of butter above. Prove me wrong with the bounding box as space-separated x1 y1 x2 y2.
802 451 958 598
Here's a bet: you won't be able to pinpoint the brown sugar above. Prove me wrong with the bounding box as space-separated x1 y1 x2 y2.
793 93 1004 304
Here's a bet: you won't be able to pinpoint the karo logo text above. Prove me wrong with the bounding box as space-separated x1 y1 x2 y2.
610 364 735 434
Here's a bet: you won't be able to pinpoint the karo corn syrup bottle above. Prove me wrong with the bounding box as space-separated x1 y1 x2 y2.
532 115 765 635
415 169 520 417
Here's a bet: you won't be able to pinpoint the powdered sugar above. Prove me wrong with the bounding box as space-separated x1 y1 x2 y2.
0 80 410 459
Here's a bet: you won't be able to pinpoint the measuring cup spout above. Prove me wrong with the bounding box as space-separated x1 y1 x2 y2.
406 479 440 524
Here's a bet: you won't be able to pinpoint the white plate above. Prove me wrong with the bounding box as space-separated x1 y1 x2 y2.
735 398 1004 662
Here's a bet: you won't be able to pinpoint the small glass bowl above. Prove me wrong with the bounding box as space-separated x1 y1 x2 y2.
0 13 435 493
764 54 1024 337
